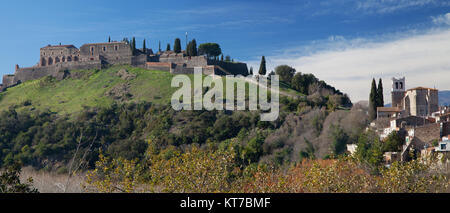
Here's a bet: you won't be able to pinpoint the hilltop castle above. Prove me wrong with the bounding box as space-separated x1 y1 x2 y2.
0 41 248 91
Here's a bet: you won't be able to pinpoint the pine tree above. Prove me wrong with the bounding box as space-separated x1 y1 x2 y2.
369 78 378 120
166 43 171 51
142 39 146 53
249 67 253 75
174 38 181 53
377 78 384 107
258 56 267 75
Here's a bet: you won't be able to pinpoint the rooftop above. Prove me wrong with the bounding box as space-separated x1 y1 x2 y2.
41 45 77 49
377 107 402 112
407 86 438 91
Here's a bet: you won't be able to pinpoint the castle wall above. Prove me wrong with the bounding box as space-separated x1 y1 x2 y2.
80 42 132 64
13 60 102 84
131 54 148 66
145 62 172 72
209 60 249 76
1 75 17 90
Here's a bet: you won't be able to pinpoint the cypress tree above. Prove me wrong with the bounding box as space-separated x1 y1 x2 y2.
191 39 197 56
369 78 378 120
258 56 267 75
220 54 224 61
186 41 192 56
249 67 253 75
377 78 384 107
166 43 171 51
108 36 111 43
159 41 161 53
142 39 146 53
174 38 181 53
131 37 136 55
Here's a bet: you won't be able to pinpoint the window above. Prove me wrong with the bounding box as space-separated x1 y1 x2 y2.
114 45 118 51
441 144 447 150
395 82 399 89
103 46 106 51
90 46 94 56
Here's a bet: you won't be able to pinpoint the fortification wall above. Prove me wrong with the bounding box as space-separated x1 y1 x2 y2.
131 54 148 66
209 60 249 76
145 62 172 72
13 60 101 85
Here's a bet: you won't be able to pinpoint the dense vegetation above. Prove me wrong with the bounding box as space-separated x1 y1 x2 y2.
4 64 440 193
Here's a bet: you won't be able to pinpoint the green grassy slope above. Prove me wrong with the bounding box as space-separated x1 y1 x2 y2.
0 65 303 116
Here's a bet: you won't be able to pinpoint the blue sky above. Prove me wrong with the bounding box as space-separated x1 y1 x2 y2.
1 0 449 101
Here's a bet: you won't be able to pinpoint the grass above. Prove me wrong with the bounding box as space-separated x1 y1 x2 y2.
0 65 304 116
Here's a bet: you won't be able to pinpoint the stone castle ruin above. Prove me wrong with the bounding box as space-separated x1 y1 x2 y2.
1 41 249 91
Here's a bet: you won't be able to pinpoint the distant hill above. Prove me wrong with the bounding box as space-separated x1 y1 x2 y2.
440 90 450 106
384 90 450 107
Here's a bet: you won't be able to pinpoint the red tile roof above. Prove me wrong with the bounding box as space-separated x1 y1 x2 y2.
407 86 438 91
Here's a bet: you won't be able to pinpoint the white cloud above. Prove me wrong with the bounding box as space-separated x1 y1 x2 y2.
247 29 450 102
432 13 450 25
356 0 440 14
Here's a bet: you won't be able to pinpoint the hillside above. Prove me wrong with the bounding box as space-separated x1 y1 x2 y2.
0 64 358 177
440 90 450 106
0 65 303 115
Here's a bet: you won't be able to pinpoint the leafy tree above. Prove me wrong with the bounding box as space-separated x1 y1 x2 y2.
369 78 377 120
0 164 38 193
377 78 384 107
258 56 266 75
330 125 349 155
299 138 316 161
382 131 405 152
291 73 317 95
275 65 296 84
173 38 182 53
198 43 222 59
225 55 231 62
355 130 384 169
241 135 265 164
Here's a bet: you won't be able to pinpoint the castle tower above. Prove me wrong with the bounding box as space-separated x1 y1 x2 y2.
391 77 405 109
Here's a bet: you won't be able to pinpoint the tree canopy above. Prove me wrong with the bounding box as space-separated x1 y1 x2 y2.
174 38 182 53
258 56 266 75
275 65 296 83
198 43 222 59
